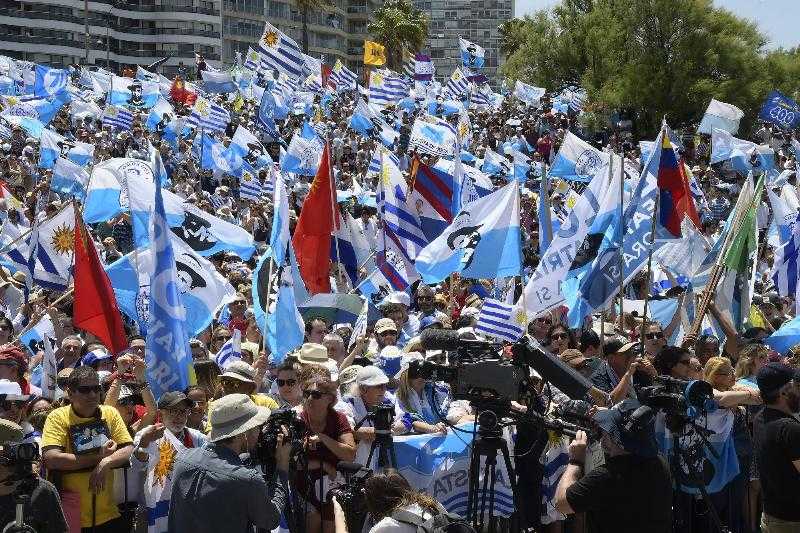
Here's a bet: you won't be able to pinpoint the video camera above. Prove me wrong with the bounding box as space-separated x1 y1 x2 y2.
638 376 716 420
0 441 39 495
410 359 528 406
330 462 373 533
253 408 306 467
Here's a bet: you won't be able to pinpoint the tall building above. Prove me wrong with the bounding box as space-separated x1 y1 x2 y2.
0 0 222 77
414 0 513 86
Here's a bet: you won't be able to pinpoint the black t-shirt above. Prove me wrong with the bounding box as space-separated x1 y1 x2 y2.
754 407 800 520
0 477 68 533
565 454 672 533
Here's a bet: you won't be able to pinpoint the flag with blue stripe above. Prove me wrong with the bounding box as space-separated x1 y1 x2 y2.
711 128 774 174
215 329 242 369
330 59 357 91
550 131 607 182
331 210 372 286
39 128 93 169
109 76 159 108
201 70 237 94
378 148 428 259
243 47 262 72
29 203 74 291
281 122 323 176
239 163 263 200
257 22 304 79
369 70 409 107
33 65 68 97
409 114 458 157
51 157 89 198
257 87 281 139
445 68 470 99
459 37 485 69
145 97 174 132
416 181 521 283
771 212 800 299
476 299 524 342
187 97 230 133
514 80 545 106
102 105 133 130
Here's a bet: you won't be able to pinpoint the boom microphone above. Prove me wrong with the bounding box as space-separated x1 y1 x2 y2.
419 329 497 351
513 336 602 402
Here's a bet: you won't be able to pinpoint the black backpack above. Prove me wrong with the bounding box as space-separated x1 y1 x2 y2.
390 508 477 533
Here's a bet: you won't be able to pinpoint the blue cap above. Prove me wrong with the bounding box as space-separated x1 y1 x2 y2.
81 350 113 368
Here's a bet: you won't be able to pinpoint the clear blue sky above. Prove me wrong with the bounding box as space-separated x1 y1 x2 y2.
515 0 799 50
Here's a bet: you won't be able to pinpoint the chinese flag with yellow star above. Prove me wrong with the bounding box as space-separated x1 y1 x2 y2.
292 143 339 294
73 212 128 355
364 41 386 66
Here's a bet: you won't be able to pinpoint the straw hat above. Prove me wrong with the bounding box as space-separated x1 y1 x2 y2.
209 393 271 442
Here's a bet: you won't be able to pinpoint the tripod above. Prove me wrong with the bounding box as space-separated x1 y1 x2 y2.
354 406 398 471
2 493 35 533
465 407 521 533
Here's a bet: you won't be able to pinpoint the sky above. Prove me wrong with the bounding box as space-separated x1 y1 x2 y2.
515 0 799 50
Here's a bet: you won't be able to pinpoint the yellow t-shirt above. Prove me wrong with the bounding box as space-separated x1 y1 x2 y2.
205 393 278 433
42 405 132 528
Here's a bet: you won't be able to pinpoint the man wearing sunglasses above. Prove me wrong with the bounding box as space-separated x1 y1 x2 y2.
42 366 133 533
0 379 36 445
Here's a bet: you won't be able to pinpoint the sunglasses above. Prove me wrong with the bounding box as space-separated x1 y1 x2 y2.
302 390 326 400
75 385 103 395
378 331 397 337
645 332 664 340
231 300 246 305
550 332 569 341
535 317 551 324
277 378 297 387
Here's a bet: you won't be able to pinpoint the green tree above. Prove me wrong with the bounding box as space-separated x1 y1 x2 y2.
368 0 429 70
500 0 800 136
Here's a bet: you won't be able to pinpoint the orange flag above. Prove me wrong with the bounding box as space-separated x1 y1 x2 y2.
73 211 128 355
292 143 338 294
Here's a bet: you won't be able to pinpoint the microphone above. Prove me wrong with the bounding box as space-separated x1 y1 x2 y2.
419 329 497 352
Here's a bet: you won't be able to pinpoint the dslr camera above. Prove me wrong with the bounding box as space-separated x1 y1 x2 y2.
254 408 306 466
330 463 373 533
0 441 39 495
638 376 716 419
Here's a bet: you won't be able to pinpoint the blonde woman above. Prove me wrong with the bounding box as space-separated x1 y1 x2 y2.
734 344 769 388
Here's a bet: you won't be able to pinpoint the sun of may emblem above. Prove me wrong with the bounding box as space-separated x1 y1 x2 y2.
372 73 384 86
152 439 177 487
195 100 208 116
263 30 279 48
514 309 528 326
50 223 74 255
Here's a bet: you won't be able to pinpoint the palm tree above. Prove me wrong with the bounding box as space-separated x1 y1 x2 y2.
294 0 334 54
368 0 429 70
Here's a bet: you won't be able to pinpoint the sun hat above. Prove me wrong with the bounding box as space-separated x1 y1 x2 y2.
357 365 390 387
158 391 195 410
209 393 271 442
374 318 398 334
339 365 363 387
220 360 257 384
296 343 330 365
0 379 28 402
0 419 22 446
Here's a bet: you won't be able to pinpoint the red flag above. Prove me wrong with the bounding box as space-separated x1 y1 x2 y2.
73 213 128 355
170 77 196 106
322 64 333 89
656 133 700 237
292 143 339 294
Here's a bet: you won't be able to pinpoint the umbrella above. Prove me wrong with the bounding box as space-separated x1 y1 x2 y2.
299 293 364 325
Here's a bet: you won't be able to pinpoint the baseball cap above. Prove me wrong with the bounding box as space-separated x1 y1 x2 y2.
374 318 398 334
604 338 638 356
757 362 800 395
356 366 390 387
82 349 113 367
158 391 196 410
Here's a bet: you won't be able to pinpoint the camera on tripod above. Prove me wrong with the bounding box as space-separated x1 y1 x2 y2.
330 462 373 533
0 441 39 491
254 408 306 466
638 376 716 420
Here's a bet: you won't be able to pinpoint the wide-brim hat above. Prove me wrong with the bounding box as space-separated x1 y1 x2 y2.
297 343 330 365
209 393 270 442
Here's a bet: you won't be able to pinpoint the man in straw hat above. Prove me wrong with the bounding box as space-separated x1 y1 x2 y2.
168 393 290 533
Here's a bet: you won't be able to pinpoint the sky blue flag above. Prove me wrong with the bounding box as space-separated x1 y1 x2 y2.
109 77 159 108
550 131 606 182
415 181 521 283
39 128 93 169
257 87 280 139
144 168 192 398
281 122 323 175
766 314 800 355
198 133 242 173
562 164 624 328
145 97 174 132
711 128 775 174
200 70 238 94
481 148 511 177
459 37 485 69
51 157 89 198
33 65 69 97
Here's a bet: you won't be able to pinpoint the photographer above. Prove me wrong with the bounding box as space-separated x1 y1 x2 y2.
0 418 67 533
555 400 672 532
342 366 398 468
394 353 451 435
167 393 289 533
590 339 655 406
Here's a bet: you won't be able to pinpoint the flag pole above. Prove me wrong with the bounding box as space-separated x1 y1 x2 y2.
328 134 344 290
617 151 625 331
640 189 659 346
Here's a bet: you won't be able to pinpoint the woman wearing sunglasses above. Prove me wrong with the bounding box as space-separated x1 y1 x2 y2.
296 365 356 533
547 324 577 356
273 362 303 408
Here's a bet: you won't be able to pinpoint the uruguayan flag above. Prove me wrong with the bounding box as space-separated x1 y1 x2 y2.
514 80 545 106
39 128 93 169
187 96 231 133
145 97 175 132
243 47 262 72
459 37 485 69
239 164 263 200
711 128 774 174
257 22 304 79
445 68 470 98
29 203 74 290
33 65 68 97
550 131 608 182
481 148 511 176
51 157 89 198
476 299 525 342
201 70 237 94
109 76 159 108
409 114 458 157
378 147 428 259
330 59 357 91
369 70 409 107
106 233 236 336
281 122 323 176
415 181 521 283
102 105 133 130
214 329 242 369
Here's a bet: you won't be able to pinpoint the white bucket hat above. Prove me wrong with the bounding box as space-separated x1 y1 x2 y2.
209 393 271 442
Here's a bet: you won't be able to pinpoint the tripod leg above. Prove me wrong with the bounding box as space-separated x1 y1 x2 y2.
499 441 522 533
467 446 481 529
488 463 497 533
480 456 493 532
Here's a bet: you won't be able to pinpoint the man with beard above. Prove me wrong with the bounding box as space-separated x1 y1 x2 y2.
754 362 800 532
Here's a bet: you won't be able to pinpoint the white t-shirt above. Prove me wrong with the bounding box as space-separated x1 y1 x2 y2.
370 504 436 533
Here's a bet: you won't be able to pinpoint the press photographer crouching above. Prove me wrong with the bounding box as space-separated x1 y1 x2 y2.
555 400 672 533
0 418 67 533
167 393 290 533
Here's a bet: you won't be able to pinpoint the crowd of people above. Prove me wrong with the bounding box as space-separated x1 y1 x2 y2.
0 45 799 533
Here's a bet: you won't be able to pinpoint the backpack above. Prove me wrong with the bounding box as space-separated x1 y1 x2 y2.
390 507 477 533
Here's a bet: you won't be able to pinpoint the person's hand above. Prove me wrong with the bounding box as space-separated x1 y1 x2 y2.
274 426 291 474
568 430 588 463
433 422 448 435
360 426 376 442
637 358 657 378
132 356 146 382
352 335 368 354
305 434 320 451
253 354 268 380
138 423 165 448
89 458 110 493
99 439 117 459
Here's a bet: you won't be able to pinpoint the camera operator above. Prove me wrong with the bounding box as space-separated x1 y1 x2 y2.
394 353 452 435
167 393 290 533
342 366 398 468
0 418 67 533
753 362 800 532
590 339 656 406
555 400 672 532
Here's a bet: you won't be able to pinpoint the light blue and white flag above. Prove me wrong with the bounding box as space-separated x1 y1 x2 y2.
84 158 156 222
330 59 357 91
378 147 428 259
109 76 159 108
369 69 409 107
767 313 800 355
698 99 744 135
242 47 262 72
69 98 103 122
444 68 470 99
29 203 74 290
459 37 485 69
476 299 525 342
39 128 93 169
198 133 242 174
281 122 323 175
416 181 521 283
257 22 305 79
187 96 231 133
0 217 31 283
102 105 133 130
239 163 263 200
771 212 800 300
257 88 281 139
33 65 68 97
481 148 511 177
106 232 236 337
409 114 458 158
18 315 56 357
201 70 237 94
512 150 531 182
51 157 89 198
711 128 774 174
550 131 608 182
172 204 256 260
350 99 399 149
214 329 242 369
145 97 175 132
766 184 800 247
514 80 545 106
230 125 269 168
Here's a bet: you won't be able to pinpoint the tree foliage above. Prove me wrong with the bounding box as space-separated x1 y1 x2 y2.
500 0 800 136
368 0 429 70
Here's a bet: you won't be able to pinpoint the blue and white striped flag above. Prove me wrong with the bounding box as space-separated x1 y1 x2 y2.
51 157 89 198
187 96 230 133
243 47 262 72
445 68 469 99
330 59 357 91
772 212 800 299
475 299 525 342
239 164 263 200
368 70 409 107
214 329 242 369
102 105 133 130
257 22 304 79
